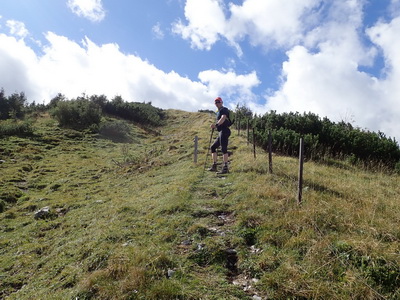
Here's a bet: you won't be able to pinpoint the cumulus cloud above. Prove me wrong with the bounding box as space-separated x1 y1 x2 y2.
366 17 400 136
172 0 227 51
266 44 381 124
198 69 260 106
0 34 37 94
0 29 249 111
6 20 29 38
264 1 400 140
227 0 319 50
173 0 320 54
67 0 106 22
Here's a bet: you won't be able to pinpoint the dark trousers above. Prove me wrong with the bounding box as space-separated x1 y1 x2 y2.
211 128 231 154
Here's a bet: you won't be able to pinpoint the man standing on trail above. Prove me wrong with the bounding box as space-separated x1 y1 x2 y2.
208 97 231 174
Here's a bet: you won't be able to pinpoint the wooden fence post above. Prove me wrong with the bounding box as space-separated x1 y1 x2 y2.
297 138 304 204
237 116 241 136
247 119 250 146
268 130 273 174
253 128 256 159
194 135 198 163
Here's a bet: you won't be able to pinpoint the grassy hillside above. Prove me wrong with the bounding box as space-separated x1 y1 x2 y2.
1 110 399 299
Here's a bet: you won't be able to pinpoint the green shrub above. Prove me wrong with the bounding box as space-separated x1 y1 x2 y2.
50 98 101 130
0 200 5 213
0 89 27 120
99 120 131 141
332 241 400 294
0 120 34 137
237 227 258 246
103 96 165 127
253 111 400 170
395 161 400 174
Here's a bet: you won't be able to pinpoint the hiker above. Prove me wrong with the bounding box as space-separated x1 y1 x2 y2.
209 97 231 174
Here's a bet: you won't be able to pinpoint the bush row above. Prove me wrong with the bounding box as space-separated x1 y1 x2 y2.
1 88 165 130
48 94 165 130
0 120 34 137
251 111 400 170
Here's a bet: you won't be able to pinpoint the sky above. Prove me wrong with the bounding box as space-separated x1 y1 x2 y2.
0 0 400 142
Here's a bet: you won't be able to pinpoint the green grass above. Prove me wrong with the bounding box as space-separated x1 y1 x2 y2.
1 110 399 299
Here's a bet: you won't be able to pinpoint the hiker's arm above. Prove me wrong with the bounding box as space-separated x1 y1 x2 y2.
211 114 227 128
217 114 227 126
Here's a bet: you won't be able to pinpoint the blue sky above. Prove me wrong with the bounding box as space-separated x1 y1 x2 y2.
1 0 400 141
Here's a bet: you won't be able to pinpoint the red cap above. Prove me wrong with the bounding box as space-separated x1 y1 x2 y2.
215 97 222 103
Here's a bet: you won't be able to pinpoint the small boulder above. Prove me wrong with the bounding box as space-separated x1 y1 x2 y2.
34 206 51 220
167 269 175 278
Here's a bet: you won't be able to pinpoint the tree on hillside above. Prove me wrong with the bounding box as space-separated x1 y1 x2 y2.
234 103 253 129
252 110 400 170
50 96 102 130
0 88 27 120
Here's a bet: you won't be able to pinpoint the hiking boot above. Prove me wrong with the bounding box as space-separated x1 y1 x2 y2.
208 163 218 172
217 164 229 174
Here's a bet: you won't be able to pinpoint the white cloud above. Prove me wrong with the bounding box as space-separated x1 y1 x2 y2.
198 69 260 107
34 32 213 109
266 45 381 125
67 0 106 22
389 0 400 17
172 0 226 50
227 0 318 50
0 34 40 97
0 30 253 111
264 2 400 141
6 20 29 38
152 22 165 40
173 0 321 54
366 17 400 138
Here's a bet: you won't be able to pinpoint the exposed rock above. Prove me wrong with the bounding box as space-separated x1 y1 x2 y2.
226 248 238 275
250 245 262 254
55 207 69 216
167 269 175 278
196 243 205 251
34 206 51 220
181 240 192 246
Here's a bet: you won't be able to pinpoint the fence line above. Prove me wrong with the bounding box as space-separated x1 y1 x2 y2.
249 128 304 203
194 128 306 203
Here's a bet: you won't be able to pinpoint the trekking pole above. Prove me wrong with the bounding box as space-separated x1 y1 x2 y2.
203 128 215 171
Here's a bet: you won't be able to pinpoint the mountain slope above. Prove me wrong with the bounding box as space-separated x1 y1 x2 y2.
1 110 399 299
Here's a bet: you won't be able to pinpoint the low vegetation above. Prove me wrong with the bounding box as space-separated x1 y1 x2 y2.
47 93 165 131
1 104 399 299
234 109 400 171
